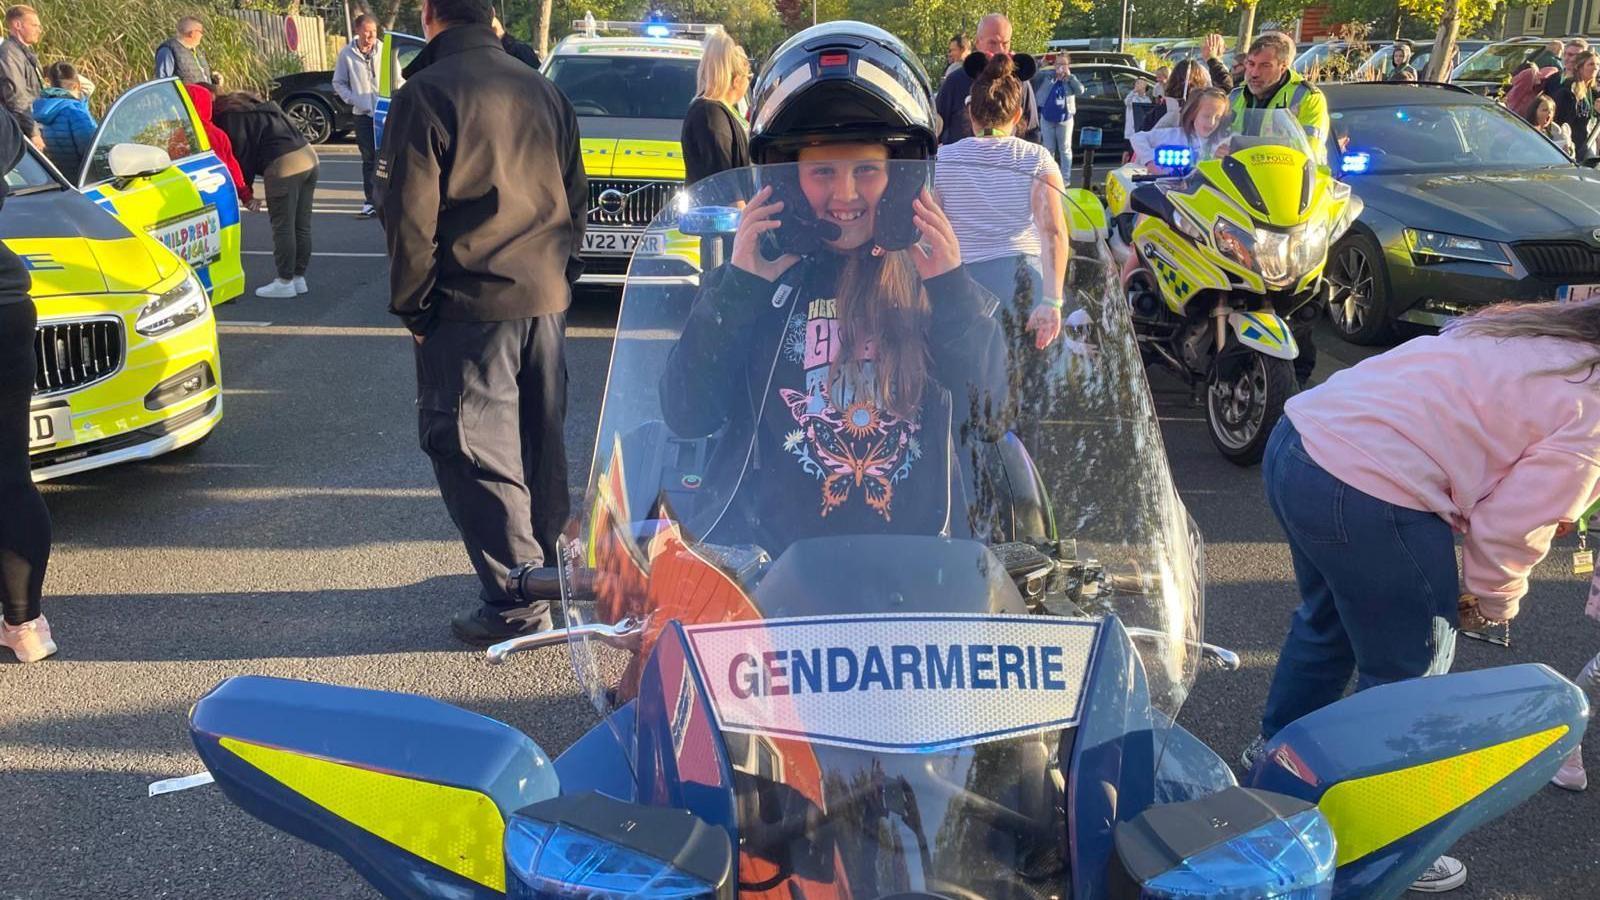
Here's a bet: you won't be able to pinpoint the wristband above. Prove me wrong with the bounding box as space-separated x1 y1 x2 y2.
1039 295 1064 309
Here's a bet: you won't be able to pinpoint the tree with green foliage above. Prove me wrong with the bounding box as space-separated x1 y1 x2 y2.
1323 0 1509 38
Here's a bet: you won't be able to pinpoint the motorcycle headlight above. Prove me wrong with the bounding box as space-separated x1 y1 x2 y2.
1255 229 1293 285
1289 220 1330 278
505 816 718 898
135 275 209 337
1405 229 1510 266
1213 220 1257 271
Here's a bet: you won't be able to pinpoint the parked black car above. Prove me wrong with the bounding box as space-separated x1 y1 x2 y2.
1030 63 1157 169
1322 83 1600 344
270 71 356 144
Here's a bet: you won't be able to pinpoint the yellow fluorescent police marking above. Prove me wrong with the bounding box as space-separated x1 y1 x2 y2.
219 737 507 892
1318 724 1567 867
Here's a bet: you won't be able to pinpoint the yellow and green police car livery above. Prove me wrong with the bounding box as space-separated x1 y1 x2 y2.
17 77 240 481
377 22 711 285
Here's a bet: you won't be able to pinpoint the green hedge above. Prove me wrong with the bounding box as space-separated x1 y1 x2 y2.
28 0 280 115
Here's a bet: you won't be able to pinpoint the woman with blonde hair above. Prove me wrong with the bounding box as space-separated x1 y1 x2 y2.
681 29 751 185
1555 48 1600 161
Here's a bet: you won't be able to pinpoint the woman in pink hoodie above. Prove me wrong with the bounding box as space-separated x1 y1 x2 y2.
1245 300 1600 891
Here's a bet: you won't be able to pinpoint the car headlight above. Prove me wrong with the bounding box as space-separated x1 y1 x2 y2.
1213 219 1257 271
1405 229 1510 265
136 275 209 337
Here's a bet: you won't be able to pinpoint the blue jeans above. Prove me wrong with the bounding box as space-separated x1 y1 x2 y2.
1040 119 1072 182
965 255 1043 313
1259 418 1459 739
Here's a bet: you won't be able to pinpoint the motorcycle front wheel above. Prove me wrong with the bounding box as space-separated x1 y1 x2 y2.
1205 352 1295 466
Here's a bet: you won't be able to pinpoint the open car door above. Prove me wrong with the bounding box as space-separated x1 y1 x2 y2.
77 77 244 303
374 32 426 152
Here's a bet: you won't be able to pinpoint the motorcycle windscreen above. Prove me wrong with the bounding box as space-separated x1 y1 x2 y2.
559 160 1205 781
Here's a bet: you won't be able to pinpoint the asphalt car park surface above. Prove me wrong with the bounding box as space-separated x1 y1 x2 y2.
8 144 1597 899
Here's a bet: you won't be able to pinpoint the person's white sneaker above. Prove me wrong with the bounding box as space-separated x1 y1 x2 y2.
0 614 57 662
357 203 376 218
1410 855 1467 892
292 276 308 295
254 279 296 299
1552 744 1587 792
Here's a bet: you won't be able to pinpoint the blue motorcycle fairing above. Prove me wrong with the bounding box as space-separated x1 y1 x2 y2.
190 675 561 900
1152 717 1237 805
1067 616 1159 900
552 700 639 803
632 620 740 840
1245 662 1587 899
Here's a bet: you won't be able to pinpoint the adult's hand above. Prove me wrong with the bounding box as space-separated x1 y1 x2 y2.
247 197 262 213
1026 304 1061 349
1202 33 1226 61
729 185 799 282
909 188 961 281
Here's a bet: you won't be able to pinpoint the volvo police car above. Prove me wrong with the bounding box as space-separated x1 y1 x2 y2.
19 76 241 481
378 18 714 285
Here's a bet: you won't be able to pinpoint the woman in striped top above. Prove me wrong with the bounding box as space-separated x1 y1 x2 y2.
934 51 1069 349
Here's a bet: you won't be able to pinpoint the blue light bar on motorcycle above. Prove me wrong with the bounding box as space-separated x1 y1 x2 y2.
1138 809 1335 898
1340 151 1371 175
505 817 716 898
1155 146 1193 170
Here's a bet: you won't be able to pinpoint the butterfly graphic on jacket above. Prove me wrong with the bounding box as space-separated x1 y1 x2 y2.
779 388 922 520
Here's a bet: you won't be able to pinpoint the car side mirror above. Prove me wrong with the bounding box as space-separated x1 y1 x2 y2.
108 143 172 180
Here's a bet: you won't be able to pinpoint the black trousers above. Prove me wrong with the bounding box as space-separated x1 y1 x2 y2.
355 115 377 206
1293 319 1318 386
0 301 51 625
415 314 568 606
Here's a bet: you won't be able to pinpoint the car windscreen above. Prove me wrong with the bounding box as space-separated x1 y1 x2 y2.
1452 44 1534 81
546 55 699 119
1333 101 1571 174
5 147 61 193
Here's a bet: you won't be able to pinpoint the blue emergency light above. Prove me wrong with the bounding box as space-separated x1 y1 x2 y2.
643 10 670 37
1155 146 1193 170
1341 151 1371 175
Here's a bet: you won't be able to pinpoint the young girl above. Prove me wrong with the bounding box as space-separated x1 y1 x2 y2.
1130 87 1231 172
935 51 1068 348
1533 93 1576 158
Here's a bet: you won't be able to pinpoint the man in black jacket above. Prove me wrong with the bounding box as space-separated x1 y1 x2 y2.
375 0 586 643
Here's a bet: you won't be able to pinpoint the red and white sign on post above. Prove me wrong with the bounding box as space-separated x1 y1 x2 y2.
284 17 300 52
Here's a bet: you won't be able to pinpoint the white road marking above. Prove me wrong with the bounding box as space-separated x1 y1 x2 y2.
242 250 387 257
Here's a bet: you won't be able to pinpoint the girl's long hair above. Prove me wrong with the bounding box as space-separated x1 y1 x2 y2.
1180 87 1229 139
1447 300 1600 380
831 248 931 419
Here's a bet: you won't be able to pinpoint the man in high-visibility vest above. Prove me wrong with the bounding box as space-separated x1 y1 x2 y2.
1229 30 1330 388
1230 31 1329 162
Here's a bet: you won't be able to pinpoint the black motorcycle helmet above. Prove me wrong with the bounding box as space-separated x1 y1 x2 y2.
748 21 938 164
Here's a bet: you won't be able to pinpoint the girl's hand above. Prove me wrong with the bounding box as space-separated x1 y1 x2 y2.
1027 303 1061 349
247 198 262 213
909 188 962 280
730 185 800 282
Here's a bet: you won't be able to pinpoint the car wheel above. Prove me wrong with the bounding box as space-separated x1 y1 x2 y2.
1326 232 1393 346
284 98 333 144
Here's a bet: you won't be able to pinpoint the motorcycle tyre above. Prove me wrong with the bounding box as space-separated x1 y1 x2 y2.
1205 352 1295 467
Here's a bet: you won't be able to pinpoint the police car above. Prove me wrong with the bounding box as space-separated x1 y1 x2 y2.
18 76 241 480
378 18 713 286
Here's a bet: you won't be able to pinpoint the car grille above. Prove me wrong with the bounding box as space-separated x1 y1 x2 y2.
588 179 679 228
583 256 630 277
1513 241 1600 282
34 318 124 396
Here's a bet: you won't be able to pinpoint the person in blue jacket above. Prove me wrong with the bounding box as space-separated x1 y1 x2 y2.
1039 55 1084 180
31 61 95 178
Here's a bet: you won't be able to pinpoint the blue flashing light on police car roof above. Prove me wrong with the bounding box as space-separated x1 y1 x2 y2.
1341 151 1372 175
1155 146 1193 169
644 10 671 37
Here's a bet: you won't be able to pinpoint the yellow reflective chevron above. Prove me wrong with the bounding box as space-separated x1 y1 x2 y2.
1318 725 1567 866
220 737 507 892
1238 311 1288 347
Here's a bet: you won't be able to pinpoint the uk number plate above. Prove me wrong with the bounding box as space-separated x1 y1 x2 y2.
1558 283 1600 303
582 230 663 256
28 403 71 450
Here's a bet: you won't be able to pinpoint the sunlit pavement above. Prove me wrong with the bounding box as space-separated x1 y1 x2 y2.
9 144 1596 898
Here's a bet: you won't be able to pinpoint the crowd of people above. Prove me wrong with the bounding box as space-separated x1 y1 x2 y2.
2 6 1600 895
1501 37 1600 160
